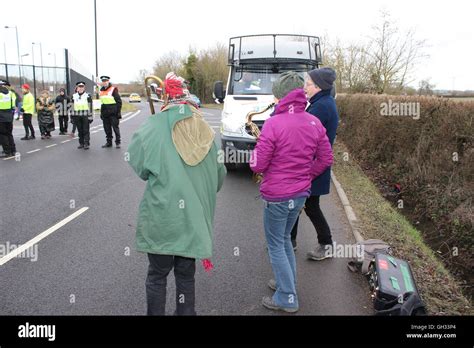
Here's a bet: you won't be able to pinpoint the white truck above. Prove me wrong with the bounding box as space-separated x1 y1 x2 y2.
213 34 323 169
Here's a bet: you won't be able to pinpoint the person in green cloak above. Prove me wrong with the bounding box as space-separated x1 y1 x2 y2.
128 72 226 315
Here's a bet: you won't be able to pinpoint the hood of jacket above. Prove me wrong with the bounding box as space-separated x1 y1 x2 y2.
273 88 308 115
162 103 215 166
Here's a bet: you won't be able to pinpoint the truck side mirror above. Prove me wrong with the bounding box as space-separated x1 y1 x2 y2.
213 81 225 103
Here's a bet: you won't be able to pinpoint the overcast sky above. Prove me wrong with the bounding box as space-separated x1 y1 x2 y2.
1 0 473 90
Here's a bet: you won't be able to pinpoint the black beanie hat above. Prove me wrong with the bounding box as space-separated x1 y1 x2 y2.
308 67 336 90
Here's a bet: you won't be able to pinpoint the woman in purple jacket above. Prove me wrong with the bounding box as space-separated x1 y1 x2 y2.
250 71 333 312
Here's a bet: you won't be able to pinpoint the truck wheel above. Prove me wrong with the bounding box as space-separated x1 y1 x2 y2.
225 162 237 171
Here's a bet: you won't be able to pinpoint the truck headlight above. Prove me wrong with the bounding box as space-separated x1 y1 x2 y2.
221 115 244 135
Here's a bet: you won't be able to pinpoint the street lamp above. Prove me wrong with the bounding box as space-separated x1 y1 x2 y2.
94 0 99 98
3 42 7 64
32 42 45 90
48 52 57 94
30 43 35 66
20 53 29 64
20 53 29 83
4 25 21 86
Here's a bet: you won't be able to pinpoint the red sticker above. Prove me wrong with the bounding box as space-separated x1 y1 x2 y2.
379 259 389 270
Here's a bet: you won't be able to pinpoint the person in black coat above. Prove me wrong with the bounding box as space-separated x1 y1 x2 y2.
99 75 122 148
55 88 70 135
71 82 93 150
290 67 339 260
36 90 56 139
0 80 17 157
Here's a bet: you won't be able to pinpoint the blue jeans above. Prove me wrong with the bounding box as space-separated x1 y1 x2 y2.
263 197 306 309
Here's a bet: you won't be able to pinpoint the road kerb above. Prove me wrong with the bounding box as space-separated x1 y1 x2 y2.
331 172 364 243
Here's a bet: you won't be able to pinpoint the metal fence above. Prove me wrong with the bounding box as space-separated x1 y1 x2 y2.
0 49 95 101
0 63 67 98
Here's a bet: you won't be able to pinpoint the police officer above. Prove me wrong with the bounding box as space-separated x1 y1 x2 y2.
0 80 17 157
99 75 122 148
71 81 93 150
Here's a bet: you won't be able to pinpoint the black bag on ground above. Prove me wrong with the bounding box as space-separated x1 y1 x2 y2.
368 253 426 316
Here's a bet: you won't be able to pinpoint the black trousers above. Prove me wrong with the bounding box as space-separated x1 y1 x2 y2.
290 195 333 245
75 117 90 145
102 116 120 144
0 121 15 154
23 113 35 137
58 115 69 133
146 253 196 316
71 119 77 134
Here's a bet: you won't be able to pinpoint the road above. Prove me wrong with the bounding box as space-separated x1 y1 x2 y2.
0 101 373 315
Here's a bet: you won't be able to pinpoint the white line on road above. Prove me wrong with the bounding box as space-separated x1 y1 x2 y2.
27 149 41 154
119 110 141 124
8 111 140 160
0 207 89 266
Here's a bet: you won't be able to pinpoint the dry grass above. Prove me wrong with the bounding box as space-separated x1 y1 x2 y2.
333 141 472 315
336 94 473 292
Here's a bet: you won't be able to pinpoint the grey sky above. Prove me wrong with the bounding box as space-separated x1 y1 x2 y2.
1 0 473 90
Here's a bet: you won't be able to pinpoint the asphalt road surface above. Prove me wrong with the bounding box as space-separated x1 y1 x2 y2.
0 101 373 315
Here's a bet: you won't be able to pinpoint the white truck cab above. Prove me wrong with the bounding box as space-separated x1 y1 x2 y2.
213 34 322 169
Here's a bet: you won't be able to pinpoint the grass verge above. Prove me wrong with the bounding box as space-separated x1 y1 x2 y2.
201 103 223 110
332 141 472 315
121 102 139 113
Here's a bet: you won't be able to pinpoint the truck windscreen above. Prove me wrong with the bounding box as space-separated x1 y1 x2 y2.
229 64 311 95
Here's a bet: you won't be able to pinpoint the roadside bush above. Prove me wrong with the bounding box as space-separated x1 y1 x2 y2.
336 94 473 288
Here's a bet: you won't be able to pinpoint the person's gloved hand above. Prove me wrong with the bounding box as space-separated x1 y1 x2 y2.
117 113 122 119
20 108 24 113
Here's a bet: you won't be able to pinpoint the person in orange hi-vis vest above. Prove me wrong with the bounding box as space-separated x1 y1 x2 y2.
99 75 122 148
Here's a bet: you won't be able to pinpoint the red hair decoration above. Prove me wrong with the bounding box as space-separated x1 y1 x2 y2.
165 78 184 98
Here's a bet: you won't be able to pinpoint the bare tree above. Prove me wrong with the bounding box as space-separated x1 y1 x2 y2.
152 51 186 79
418 78 436 96
324 39 372 93
185 43 228 103
366 11 427 93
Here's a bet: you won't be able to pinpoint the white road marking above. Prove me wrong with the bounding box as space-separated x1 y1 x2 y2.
119 110 141 124
0 207 89 266
9 111 140 159
27 149 41 154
